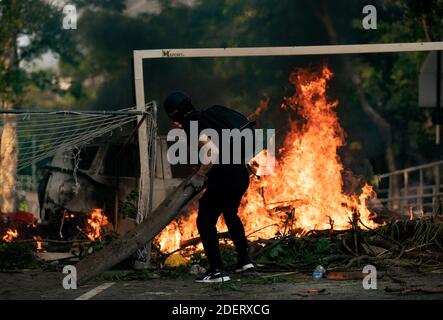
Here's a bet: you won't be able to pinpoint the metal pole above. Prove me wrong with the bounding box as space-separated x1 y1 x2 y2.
437 51 442 160
434 165 440 213
435 51 442 213
31 136 37 191
133 42 443 60
403 171 409 215
133 52 153 268
388 176 393 211
418 169 424 213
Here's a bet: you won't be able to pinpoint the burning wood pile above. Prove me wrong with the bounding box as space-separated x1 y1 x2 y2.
155 66 379 254
247 216 443 272
156 216 443 274
151 66 442 273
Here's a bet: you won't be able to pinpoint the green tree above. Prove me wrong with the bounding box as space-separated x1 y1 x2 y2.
354 0 443 169
55 0 443 174
0 0 76 212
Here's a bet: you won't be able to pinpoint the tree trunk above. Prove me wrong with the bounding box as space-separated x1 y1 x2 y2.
0 103 18 213
76 178 199 285
318 2 400 208
318 4 397 174
0 1 19 214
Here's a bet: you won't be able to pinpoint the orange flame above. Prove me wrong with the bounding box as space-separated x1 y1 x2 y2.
33 236 44 252
86 208 109 240
2 228 18 243
156 66 378 253
251 94 270 119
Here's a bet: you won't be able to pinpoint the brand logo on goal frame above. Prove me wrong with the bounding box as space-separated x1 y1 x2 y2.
162 50 185 57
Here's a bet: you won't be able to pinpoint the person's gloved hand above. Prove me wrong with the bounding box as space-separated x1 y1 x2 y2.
186 173 207 191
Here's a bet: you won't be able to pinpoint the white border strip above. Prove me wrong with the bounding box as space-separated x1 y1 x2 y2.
134 42 443 60
75 282 115 300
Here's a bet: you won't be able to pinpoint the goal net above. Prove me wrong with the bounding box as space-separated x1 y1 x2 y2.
0 103 157 223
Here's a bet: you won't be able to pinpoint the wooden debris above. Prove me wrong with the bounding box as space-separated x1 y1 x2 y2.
35 252 75 261
179 232 230 250
76 177 199 285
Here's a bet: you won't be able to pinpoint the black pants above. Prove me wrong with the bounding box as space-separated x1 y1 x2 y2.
197 165 250 270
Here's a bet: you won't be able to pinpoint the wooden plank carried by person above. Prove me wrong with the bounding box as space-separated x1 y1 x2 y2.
76 177 198 285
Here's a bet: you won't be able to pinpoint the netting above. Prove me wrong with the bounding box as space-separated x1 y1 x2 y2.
0 108 147 172
0 103 157 221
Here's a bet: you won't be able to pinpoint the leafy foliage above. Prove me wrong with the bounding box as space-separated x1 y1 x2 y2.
256 237 334 266
0 1 78 99
96 269 160 282
2 0 442 172
120 190 139 219
0 242 41 270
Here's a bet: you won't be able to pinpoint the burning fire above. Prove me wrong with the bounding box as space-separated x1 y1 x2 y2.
86 208 109 240
2 228 18 243
156 66 378 253
33 236 44 252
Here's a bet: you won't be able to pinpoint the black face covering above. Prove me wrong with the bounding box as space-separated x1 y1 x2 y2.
181 110 200 133
168 103 195 124
164 91 195 123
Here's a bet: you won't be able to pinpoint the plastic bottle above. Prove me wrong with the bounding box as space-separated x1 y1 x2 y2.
312 265 325 281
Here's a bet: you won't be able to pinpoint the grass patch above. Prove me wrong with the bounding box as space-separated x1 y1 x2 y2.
241 274 294 285
96 269 160 282
159 265 190 278
208 281 244 292
0 242 42 270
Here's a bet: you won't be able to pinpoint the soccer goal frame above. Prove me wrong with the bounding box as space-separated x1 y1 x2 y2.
133 42 443 112
133 42 443 125
132 41 443 266
133 41 443 208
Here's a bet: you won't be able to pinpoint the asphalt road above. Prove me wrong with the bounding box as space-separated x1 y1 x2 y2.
0 267 442 300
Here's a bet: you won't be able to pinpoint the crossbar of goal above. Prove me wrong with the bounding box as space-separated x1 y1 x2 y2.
133 41 443 105
134 41 443 61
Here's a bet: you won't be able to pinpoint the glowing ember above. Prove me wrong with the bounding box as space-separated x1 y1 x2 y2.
65 212 75 219
86 208 109 240
33 236 44 252
2 228 18 242
156 66 378 253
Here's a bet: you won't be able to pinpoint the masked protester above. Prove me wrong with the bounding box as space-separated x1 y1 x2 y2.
164 91 255 283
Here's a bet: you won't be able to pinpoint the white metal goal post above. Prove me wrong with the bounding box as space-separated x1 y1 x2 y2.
133 42 443 105
133 41 443 209
132 41 443 265
133 42 443 110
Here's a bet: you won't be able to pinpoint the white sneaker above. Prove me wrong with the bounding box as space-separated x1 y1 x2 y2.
235 263 255 273
195 270 231 283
